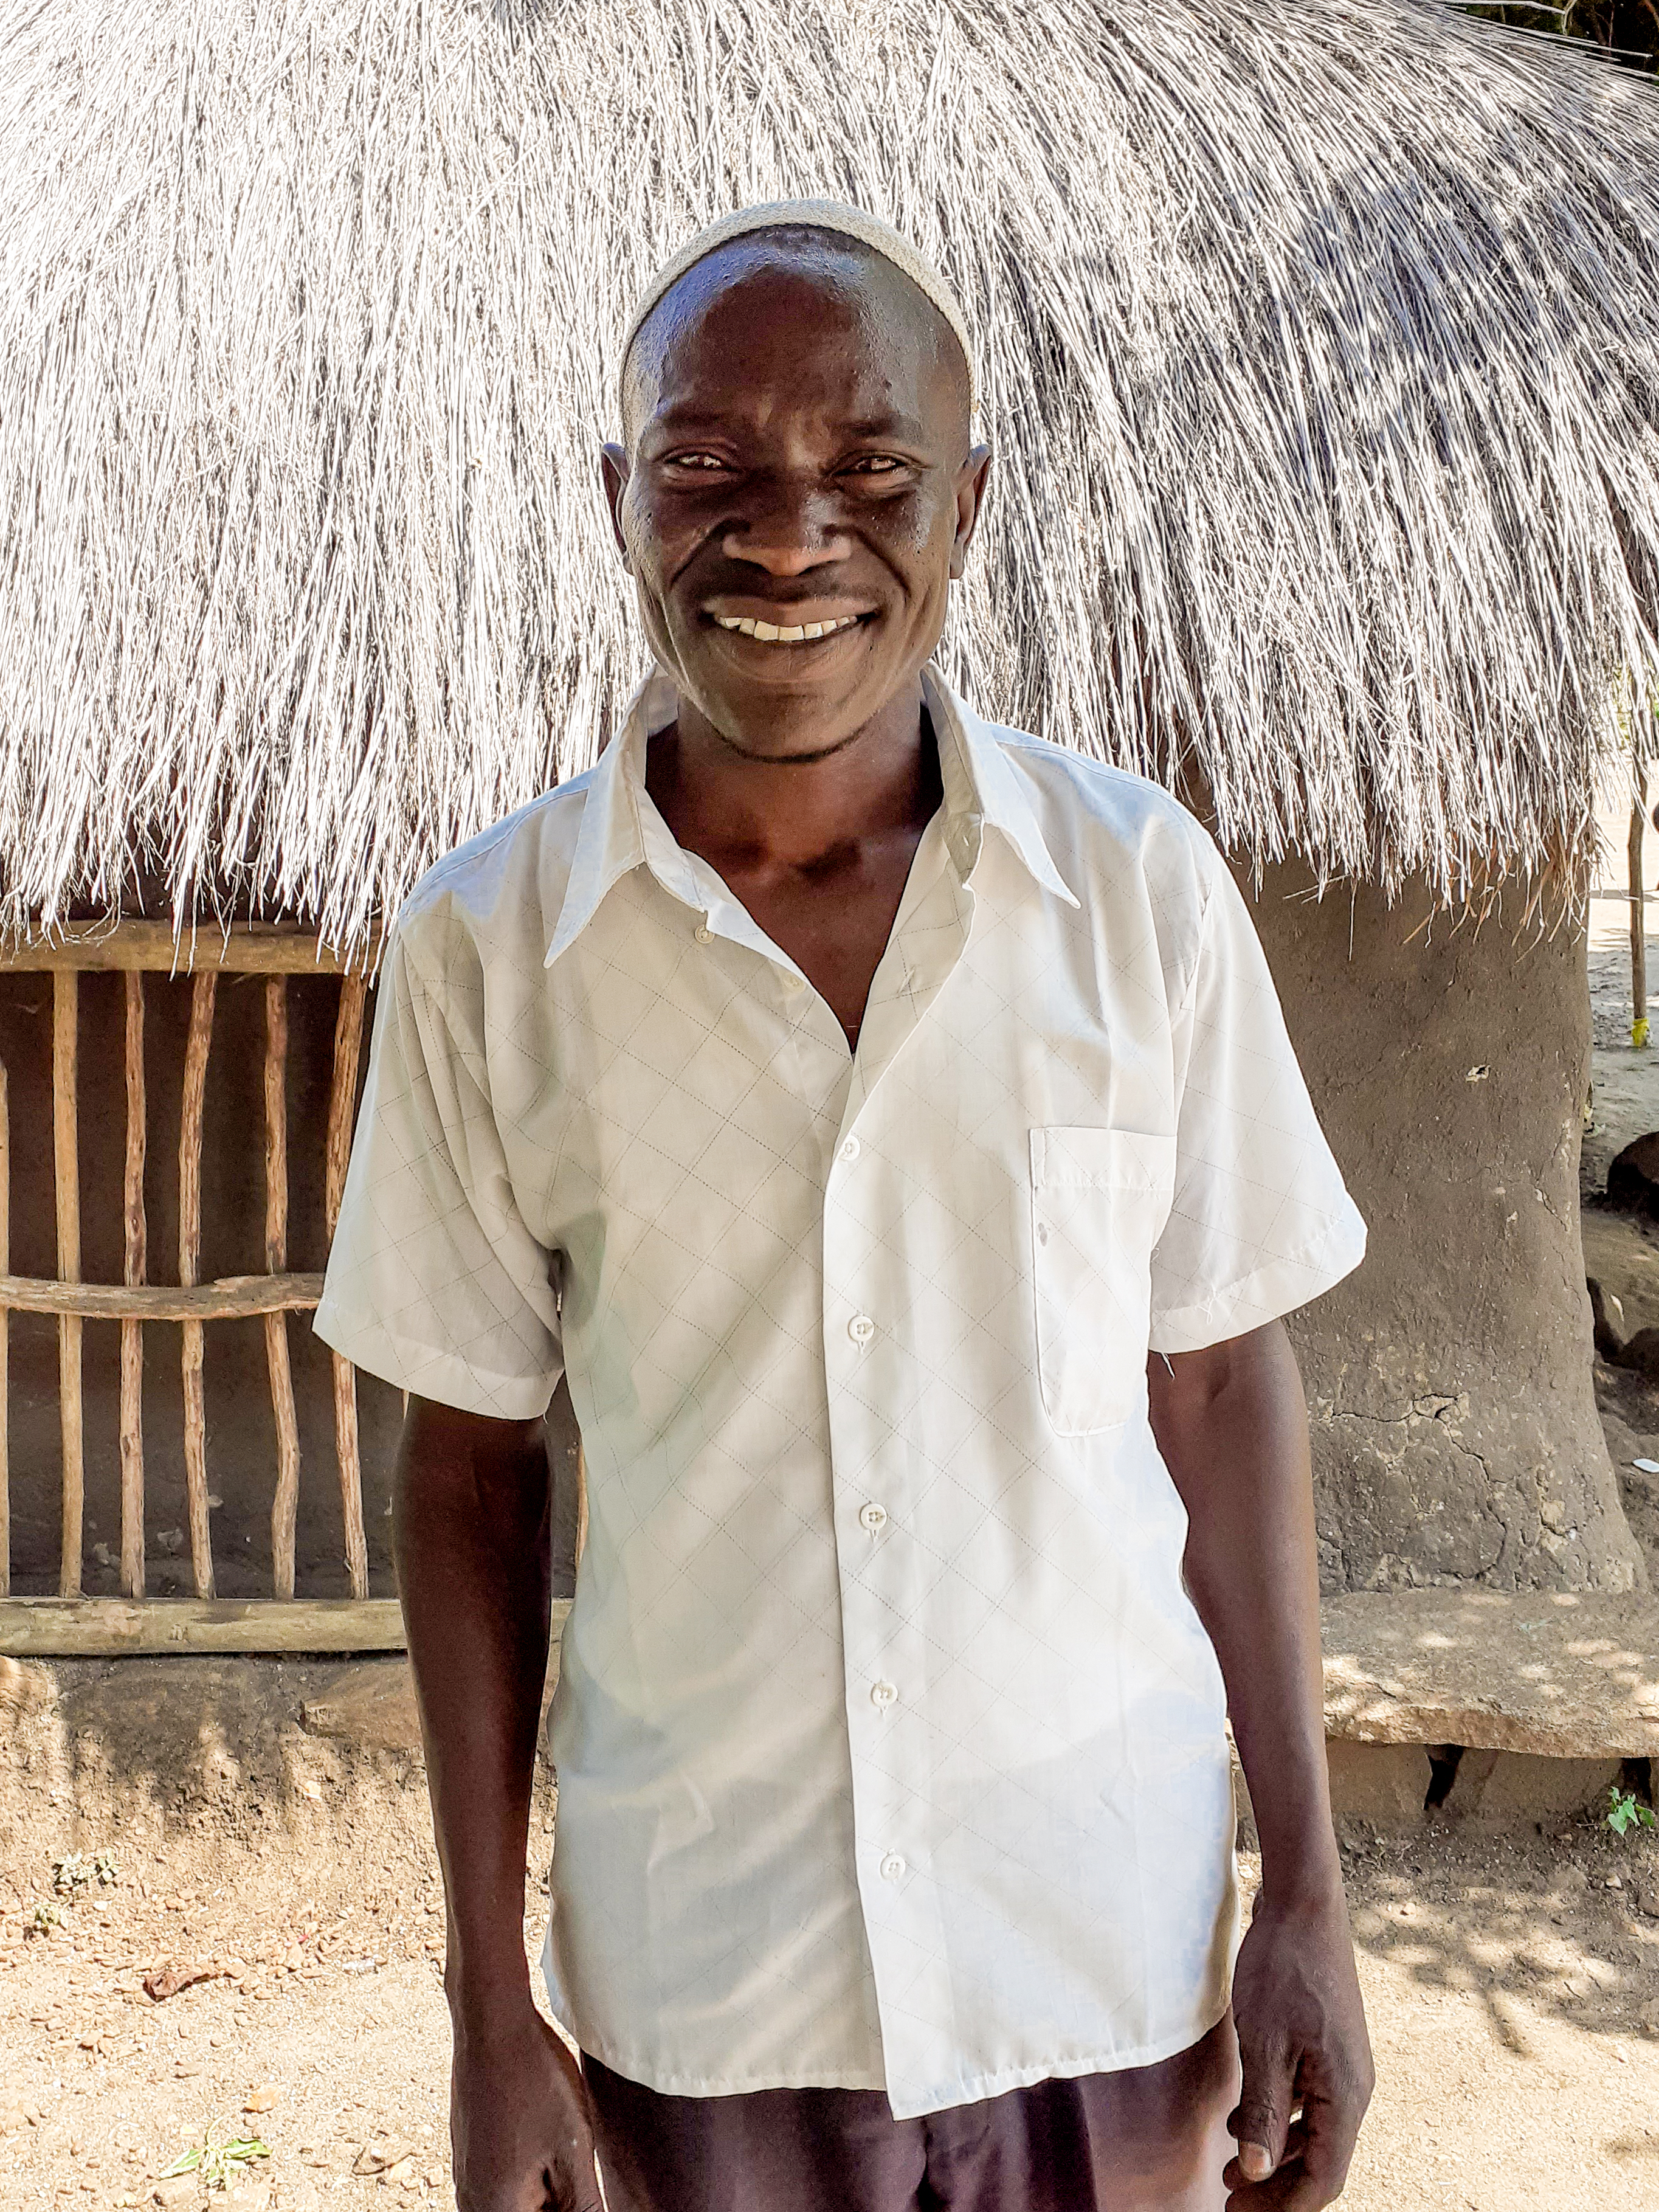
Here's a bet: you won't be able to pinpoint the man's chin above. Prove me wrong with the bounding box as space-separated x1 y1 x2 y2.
679 678 906 767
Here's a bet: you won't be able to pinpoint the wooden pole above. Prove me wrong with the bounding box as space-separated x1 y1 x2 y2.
179 972 216 1599
53 973 83 1598
0 1271 325 1320
120 973 147 1599
0 1594 415 1657
325 979 367 1234
1631 769 1649 1049
0 1061 8 1599
264 978 302 1599
326 976 369 1600
0 920 384 975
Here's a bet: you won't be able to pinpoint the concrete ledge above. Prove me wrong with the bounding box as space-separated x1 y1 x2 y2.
6 1591 1655 1762
0 1597 407 1656
1317 1743 1624 1830
1322 1590 1659 1760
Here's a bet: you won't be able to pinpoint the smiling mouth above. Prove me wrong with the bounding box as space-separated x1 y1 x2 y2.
711 612 869 645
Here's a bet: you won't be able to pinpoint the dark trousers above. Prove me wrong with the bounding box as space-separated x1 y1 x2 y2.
583 2013 1239 2212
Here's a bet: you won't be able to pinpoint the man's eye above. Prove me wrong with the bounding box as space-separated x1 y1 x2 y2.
666 452 728 472
847 455 905 475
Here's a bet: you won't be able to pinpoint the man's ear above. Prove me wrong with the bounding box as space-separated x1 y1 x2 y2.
599 442 633 570
949 443 994 580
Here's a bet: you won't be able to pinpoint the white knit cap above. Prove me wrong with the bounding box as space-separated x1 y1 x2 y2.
620 199 976 414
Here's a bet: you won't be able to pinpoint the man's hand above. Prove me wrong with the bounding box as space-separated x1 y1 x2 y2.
391 1400 581 2210
1223 1886 1373 2208
452 2007 601 2212
1148 1324 1373 2207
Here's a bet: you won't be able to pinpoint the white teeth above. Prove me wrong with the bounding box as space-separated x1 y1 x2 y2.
714 612 865 641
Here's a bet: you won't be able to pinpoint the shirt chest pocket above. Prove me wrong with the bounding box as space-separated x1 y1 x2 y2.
1029 1125 1177 1436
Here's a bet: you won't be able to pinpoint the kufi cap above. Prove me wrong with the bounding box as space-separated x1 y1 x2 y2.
620 199 976 415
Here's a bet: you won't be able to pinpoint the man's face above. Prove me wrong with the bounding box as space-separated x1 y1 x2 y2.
602 236 991 762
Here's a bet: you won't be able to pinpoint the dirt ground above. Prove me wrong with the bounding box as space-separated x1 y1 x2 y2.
1 1789 1657 2212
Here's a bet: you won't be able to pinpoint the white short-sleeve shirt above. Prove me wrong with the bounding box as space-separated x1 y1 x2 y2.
315 664 1365 2120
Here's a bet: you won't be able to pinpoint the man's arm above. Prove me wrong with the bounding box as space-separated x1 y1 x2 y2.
393 1395 601 2212
1148 1321 1373 2212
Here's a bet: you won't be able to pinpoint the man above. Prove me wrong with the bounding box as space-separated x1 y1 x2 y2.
316 200 1374 2212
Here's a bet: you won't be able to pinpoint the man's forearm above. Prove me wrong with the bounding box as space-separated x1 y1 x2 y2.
1150 1321 1340 1903
392 1398 553 2022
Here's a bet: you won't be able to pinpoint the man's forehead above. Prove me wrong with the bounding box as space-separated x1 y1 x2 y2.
626 232 965 435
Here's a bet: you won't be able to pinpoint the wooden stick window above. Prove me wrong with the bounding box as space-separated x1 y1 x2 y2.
0 930 378 1614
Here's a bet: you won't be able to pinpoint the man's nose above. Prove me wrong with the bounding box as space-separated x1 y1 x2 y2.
722 489 851 576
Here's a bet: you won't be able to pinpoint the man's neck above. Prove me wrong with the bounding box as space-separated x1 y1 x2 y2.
646 679 942 879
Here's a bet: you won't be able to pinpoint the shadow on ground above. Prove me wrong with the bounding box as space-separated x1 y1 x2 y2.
1334 1818 1659 2055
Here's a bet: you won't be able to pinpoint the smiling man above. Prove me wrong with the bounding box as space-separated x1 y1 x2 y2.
315 201 1374 2212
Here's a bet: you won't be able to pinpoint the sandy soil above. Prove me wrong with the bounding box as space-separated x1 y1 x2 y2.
1 1792 1657 2212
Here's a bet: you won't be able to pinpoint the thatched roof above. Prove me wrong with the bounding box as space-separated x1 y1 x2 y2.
2 0 1658 950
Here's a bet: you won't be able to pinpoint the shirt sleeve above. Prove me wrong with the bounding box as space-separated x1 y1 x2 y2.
1148 838 1366 1355
311 921 564 1419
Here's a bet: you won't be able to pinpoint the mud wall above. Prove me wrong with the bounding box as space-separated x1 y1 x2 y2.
1248 866 1644 1594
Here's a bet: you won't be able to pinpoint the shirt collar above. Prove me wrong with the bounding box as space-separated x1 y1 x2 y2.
544 662 1077 969
922 665 1079 911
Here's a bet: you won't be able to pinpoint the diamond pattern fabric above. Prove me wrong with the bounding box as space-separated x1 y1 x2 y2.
314 665 1365 2119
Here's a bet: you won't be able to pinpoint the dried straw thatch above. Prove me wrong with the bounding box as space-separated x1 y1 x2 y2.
2 0 1658 950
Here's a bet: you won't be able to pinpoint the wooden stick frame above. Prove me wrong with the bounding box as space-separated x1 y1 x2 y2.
0 1060 7 1600
326 978 370 1601
265 977 303 1600
179 972 217 1599
0 1273 325 1319
0 921 382 976
0 927 379 1612
121 972 146 1599
54 973 83 1597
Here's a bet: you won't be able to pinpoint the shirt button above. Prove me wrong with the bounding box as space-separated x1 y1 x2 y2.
839 1136 861 1164
880 1853 907 1883
871 1680 897 1710
693 923 713 945
782 970 805 993
848 1313 875 1346
858 1502 888 1534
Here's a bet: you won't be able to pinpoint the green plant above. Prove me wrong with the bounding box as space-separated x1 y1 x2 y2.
50 1852 91 1897
26 1900 61 1935
93 1850 118 1887
161 2123 272 2193
1606 1784 1657 1836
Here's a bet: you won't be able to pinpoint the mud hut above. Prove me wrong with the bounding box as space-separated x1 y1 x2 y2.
1 0 1657 1640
